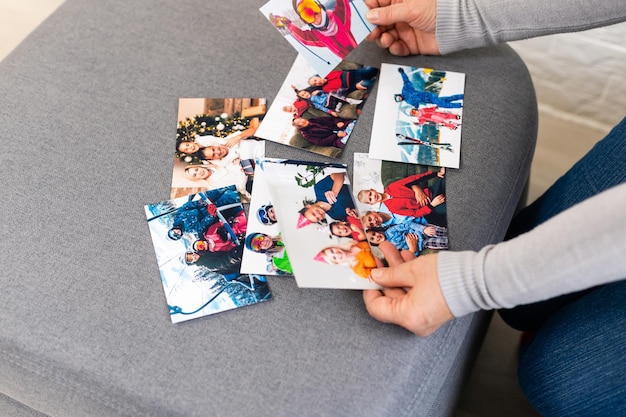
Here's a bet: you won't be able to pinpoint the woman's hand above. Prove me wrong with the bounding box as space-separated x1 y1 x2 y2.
365 0 440 56
223 135 242 148
225 118 260 147
363 249 453 336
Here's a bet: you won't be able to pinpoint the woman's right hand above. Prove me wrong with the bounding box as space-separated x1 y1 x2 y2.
365 0 440 56
363 251 453 336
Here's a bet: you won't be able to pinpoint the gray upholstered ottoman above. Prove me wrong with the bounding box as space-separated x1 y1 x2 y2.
0 1 537 416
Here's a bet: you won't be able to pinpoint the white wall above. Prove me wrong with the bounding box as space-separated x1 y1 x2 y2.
509 22 626 131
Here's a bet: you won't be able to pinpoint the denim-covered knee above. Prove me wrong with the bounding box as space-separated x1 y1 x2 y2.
506 117 626 239
517 280 626 417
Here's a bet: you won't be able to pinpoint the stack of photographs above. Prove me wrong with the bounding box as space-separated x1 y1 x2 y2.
143 0 464 322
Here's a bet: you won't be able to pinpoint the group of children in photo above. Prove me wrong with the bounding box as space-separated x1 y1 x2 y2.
243 167 448 280
244 203 294 275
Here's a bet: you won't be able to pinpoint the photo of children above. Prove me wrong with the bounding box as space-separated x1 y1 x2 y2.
171 98 267 202
260 159 382 289
352 153 449 263
314 240 377 278
255 55 378 158
328 218 366 241
144 185 271 323
245 232 293 275
260 0 374 76
369 63 465 168
241 164 294 276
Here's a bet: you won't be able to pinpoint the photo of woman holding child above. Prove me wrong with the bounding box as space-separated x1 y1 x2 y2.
170 98 267 202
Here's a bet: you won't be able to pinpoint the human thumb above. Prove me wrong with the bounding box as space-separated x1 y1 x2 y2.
370 264 414 288
366 3 410 26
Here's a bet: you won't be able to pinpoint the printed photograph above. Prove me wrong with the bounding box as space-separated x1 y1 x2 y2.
144 186 271 323
352 153 449 263
256 55 377 158
240 164 294 276
259 159 383 289
368 63 465 168
171 98 267 202
260 0 375 76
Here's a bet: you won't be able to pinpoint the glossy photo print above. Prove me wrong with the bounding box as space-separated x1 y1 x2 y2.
240 164 294 277
145 186 271 323
369 64 465 168
352 153 449 263
256 55 377 158
260 0 375 76
259 159 383 289
171 98 267 202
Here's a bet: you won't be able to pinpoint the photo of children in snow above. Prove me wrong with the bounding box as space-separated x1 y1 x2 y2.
260 0 375 76
259 159 383 289
255 55 378 158
369 63 465 168
240 164 294 276
170 98 267 202
353 153 449 264
144 185 271 323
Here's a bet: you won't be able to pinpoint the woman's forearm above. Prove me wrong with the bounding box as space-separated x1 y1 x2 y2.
438 183 626 317
436 0 626 54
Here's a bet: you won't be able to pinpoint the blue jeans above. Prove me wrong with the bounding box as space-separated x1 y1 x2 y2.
500 116 626 416
517 280 626 416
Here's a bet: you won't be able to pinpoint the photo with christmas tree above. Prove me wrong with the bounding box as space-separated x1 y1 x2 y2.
171 98 267 202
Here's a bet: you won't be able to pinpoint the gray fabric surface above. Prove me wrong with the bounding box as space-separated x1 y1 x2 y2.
0 393 48 417
0 1 537 416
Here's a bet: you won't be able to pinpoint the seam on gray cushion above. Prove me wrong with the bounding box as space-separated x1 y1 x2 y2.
0 346 143 417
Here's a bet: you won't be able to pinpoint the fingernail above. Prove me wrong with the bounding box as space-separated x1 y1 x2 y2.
370 268 382 279
366 9 378 23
